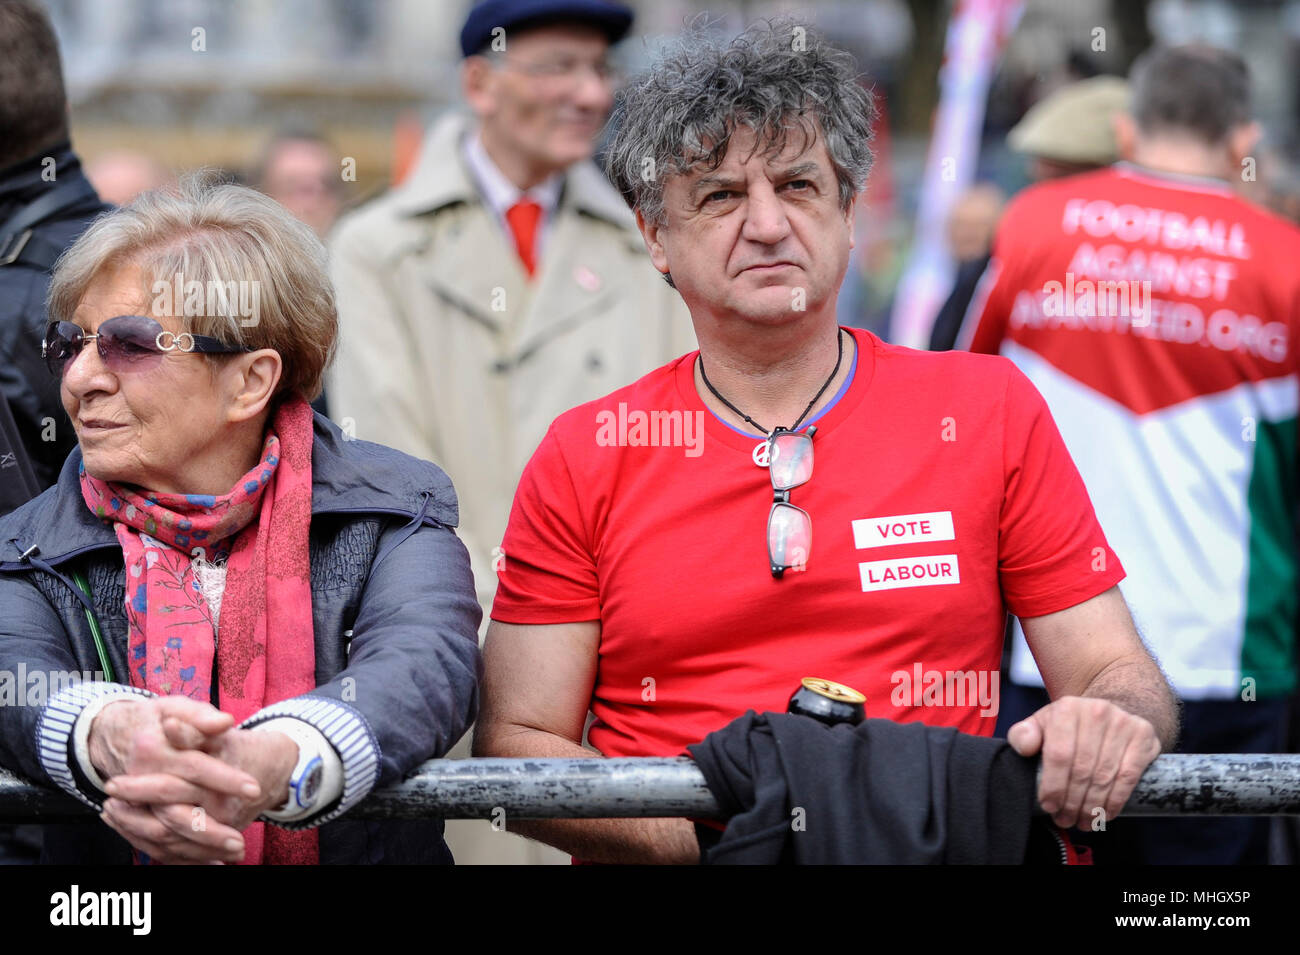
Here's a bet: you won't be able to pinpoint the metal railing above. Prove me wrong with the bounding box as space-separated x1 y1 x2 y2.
3 754 1300 823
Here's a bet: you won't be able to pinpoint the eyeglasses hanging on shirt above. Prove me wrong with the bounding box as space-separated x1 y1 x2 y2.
699 328 845 578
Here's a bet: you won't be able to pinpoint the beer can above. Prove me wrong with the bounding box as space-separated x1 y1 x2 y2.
787 677 866 727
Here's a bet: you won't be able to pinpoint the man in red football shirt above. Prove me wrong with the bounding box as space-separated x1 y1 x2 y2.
475 21 1178 864
958 44 1300 865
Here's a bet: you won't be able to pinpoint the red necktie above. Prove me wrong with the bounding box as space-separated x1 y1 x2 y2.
505 199 542 278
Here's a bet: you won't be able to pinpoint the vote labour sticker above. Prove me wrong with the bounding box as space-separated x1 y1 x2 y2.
859 555 961 593
851 511 955 549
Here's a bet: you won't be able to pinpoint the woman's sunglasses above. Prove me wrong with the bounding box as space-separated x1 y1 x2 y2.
41 315 253 377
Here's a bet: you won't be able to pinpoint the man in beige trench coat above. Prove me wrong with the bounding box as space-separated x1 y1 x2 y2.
326 0 694 864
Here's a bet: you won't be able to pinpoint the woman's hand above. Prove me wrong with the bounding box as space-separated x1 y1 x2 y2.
88 697 252 788
87 697 264 864
197 727 298 829
97 707 300 864
134 716 298 830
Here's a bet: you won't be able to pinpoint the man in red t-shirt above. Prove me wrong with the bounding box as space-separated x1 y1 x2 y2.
476 21 1178 865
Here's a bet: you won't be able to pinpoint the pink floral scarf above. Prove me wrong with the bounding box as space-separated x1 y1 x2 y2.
80 396 319 865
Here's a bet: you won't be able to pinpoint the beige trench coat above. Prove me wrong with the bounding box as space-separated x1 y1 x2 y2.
327 112 695 864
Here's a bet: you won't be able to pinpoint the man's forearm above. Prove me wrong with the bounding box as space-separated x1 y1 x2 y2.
1081 653 1181 752
472 726 699 864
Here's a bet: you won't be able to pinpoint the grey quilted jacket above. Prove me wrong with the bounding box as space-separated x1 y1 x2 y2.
0 412 482 863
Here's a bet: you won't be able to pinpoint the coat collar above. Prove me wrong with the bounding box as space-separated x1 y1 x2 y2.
0 144 101 224
0 412 458 569
391 110 634 228
462 128 564 225
389 111 649 352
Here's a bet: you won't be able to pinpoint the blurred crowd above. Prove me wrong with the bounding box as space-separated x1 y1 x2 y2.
1 0 1298 867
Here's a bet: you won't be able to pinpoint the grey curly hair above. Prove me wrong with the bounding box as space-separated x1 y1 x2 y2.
603 18 877 228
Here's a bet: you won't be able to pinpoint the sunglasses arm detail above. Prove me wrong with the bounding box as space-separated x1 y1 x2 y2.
153 330 249 354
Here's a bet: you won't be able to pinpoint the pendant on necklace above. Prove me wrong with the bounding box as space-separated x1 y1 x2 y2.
752 440 771 468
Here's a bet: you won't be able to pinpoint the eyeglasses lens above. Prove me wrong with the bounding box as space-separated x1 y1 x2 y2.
769 431 813 490
43 322 82 376
98 316 164 368
769 502 812 573
44 317 165 376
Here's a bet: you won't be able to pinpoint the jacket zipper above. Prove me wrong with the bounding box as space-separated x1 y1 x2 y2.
1 540 119 573
1049 825 1070 864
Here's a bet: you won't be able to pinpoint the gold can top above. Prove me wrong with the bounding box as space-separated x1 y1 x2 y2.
800 677 866 704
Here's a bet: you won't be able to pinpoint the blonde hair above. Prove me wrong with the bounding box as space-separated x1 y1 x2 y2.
49 171 337 400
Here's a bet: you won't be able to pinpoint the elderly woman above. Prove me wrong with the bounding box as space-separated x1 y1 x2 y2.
0 176 481 864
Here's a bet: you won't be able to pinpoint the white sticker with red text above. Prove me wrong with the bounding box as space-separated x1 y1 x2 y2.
851 511 955 549
859 555 961 592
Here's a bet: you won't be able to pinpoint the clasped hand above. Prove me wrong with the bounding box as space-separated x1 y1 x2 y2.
87 697 298 864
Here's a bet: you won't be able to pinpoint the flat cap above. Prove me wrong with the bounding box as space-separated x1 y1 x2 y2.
460 0 634 58
1009 75 1130 165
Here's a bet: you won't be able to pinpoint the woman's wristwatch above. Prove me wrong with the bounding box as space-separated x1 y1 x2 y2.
253 718 344 824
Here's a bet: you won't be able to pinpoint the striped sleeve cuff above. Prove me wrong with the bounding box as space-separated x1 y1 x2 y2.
239 695 381 830
36 681 155 811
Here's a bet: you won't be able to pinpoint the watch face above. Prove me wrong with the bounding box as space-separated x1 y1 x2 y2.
298 757 324 808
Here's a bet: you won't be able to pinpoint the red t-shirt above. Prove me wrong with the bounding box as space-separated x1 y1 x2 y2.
491 327 1124 757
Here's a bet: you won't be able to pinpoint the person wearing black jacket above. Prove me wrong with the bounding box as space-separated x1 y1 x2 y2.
0 0 112 513
0 0 112 863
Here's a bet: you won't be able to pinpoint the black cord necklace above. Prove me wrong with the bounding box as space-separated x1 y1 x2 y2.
698 328 845 435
